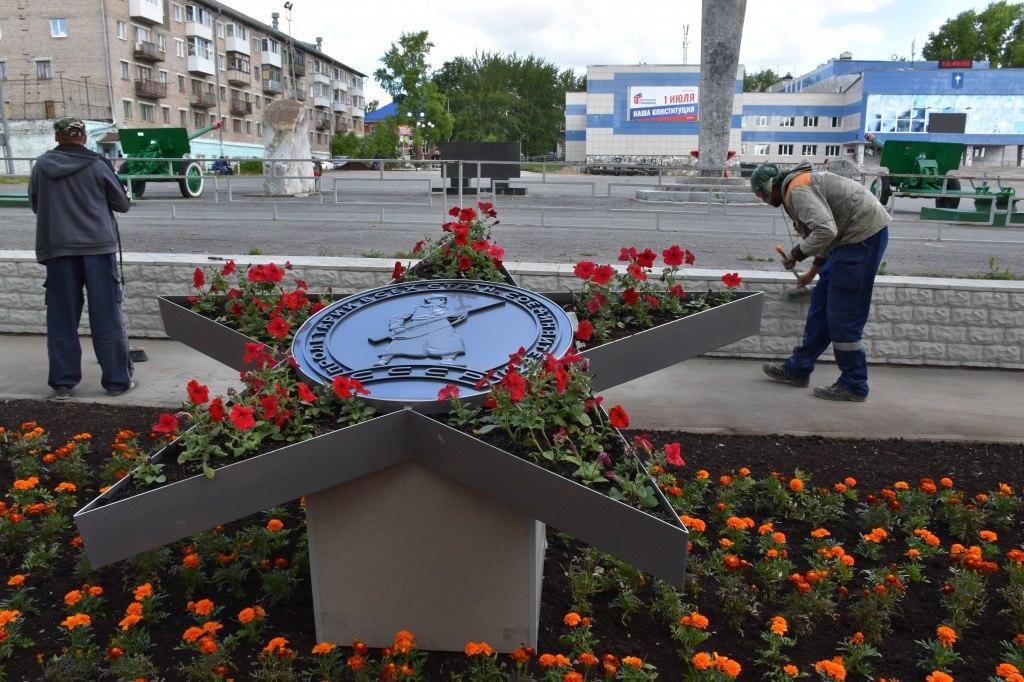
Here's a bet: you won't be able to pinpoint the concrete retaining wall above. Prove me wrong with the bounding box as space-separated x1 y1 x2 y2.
1 251 1022 369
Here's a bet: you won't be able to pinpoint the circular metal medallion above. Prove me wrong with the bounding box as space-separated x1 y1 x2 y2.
291 279 574 407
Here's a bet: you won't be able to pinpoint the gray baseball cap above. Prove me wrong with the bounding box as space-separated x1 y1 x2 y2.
54 117 87 136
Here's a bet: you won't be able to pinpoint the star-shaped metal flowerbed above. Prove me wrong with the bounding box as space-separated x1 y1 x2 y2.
73 206 763 652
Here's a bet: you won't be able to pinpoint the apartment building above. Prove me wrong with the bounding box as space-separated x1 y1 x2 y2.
0 0 367 158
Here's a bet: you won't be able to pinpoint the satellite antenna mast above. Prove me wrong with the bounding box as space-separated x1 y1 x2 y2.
911 39 916 67
682 24 690 64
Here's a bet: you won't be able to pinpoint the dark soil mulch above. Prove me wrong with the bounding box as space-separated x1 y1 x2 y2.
1 399 1022 681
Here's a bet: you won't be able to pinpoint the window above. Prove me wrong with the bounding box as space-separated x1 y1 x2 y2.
0 62 5 80
187 36 213 59
219 85 226 101
825 144 841 156
754 144 770 156
136 26 151 42
162 106 170 123
137 65 152 81
123 100 133 119
36 60 53 79
246 120 252 134
803 115 818 127
175 38 185 58
50 18 68 38
778 144 794 155
756 115 769 127
218 53 226 70
140 103 154 122
179 109 188 125
177 74 186 91
116 21 127 40
232 118 241 133
193 111 206 128
740 143 747 154
778 116 795 127
216 22 225 38
831 116 843 128
801 144 818 156
157 34 166 52
257 122 263 136
120 61 130 80
973 146 986 158
260 38 280 54
159 70 168 84
185 5 211 26
253 66 260 81
172 3 183 22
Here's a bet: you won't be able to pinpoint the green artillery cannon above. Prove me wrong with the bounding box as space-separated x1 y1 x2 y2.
865 133 965 209
117 119 222 198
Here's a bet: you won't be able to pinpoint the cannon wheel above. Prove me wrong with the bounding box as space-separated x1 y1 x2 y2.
935 176 961 209
179 161 204 198
870 175 892 207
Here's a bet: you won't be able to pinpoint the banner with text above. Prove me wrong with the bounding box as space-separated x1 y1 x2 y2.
627 86 700 122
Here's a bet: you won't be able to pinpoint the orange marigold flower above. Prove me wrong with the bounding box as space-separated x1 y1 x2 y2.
996 662 1022 679
563 673 583 682
814 657 847 681
578 652 598 666
1014 633 1024 646
61 613 91 630
725 516 754 530
347 654 365 670
509 646 534 664
980 530 998 543
998 482 1014 496
622 656 643 670
810 528 831 539
679 515 706 533
843 476 857 487
201 621 223 635
6 574 26 587
182 626 204 642
850 632 865 645
920 479 938 494
0 610 21 626
563 612 582 627
198 636 218 655
311 642 336 655
719 537 733 548
182 553 200 569
107 646 124 660
936 625 957 648
976 493 989 503
464 641 495 657
54 482 77 493
189 599 215 616
716 655 741 678
894 481 909 490
679 611 709 629
833 483 848 494
13 477 39 490
905 548 922 560
719 474 733 486
783 664 799 676
863 528 888 543
87 585 103 596
602 654 619 675
538 654 558 668
124 601 143 616
696 469 709 480
119 613 143 631
263 636 289 653
758 522 774 535
266 518 284 533
693 652 713 670
772 532 787 545
789 478 804 493
64 590 83 607
738 467 751 477
133 583 153 600
238 607 260 624
770 615 788 635
926 672 953 682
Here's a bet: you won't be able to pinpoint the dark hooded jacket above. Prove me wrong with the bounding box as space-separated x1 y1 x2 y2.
29 144 131 263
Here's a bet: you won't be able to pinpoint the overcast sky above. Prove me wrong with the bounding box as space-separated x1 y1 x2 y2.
240 0 992 105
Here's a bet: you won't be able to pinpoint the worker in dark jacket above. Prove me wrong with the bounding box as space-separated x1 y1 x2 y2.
750 161 890 401
29 117 135 399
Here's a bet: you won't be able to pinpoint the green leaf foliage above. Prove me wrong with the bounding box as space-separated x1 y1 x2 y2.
922 1 1024 68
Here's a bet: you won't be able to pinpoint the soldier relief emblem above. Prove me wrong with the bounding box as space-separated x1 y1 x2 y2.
291 280 575 405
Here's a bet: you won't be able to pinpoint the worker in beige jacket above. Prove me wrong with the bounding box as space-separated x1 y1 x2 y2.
750 161 890 401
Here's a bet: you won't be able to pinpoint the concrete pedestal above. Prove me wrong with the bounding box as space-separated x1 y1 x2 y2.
305 461 545 652
263 99 315 196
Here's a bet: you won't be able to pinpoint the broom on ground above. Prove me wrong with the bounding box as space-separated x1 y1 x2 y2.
775 245 813 301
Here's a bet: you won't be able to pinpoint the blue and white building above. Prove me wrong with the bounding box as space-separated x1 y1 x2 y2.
566 54 1024 168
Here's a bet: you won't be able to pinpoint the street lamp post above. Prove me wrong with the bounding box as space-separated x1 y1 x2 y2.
283 2 296 100
212 1 224 156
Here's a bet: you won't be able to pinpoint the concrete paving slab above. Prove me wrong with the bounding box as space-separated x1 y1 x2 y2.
1 334 1021 443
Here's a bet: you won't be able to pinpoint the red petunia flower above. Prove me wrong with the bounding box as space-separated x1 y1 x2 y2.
260 394 280 420
412 240 426 253
643 294 660 308
457 254 473 271
574 261 597 280
591 265 615 286
487 243 505 261
459 207 477 222
392 261 406 281
627 262 647 281
501 370 528 402
609 405 630 429
437 384 460 401
266 316 291 340
453 223 470 246
208 397 225 422
229 404 256 430
664 442 684 467
220 260 236 277
669 284 686 299
186 379 209 405
575 319 594 342
152 413 179 435
636 248 657 268
586 293 607 314
622 288 639 306
448 206 461 217
618 246 638 262
722 272 742 288
296 383 317 402
192 267 205 289
662 244 685 267
332 375 370 399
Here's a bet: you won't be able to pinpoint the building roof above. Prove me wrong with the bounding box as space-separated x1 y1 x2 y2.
201 0 367 77
365 102 398 122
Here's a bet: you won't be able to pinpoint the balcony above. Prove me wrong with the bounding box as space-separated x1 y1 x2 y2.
289 58 306 77
230 99 252 116
128 0 163 24
133 40 164 62
186 20 213 41
293 88 307 102
313 70 330 85
315 116 331 131
134 79 167 99
332 100 348 113
351 106 365 118
262 79 283 95
332 79 348 91
261 49 282 69
190 91 216 108
226 68 250 86
313 95 331 109
187 54 215 75
225 34 250 55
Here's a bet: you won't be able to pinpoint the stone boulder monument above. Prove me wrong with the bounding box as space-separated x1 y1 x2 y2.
263 99 316 195
697 0 746 177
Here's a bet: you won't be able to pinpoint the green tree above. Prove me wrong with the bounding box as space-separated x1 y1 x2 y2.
366 99 380 113
373 31 453 156
743 68 780 92
330 132 362 158
432 51 585 157
922 1 1024 67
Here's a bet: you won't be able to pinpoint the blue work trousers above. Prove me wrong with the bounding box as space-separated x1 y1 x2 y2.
44 254 133 392
783 227 889 396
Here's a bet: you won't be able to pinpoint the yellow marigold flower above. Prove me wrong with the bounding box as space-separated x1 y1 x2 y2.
692 652 713 670
936 625 957 648
770 615 788 636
